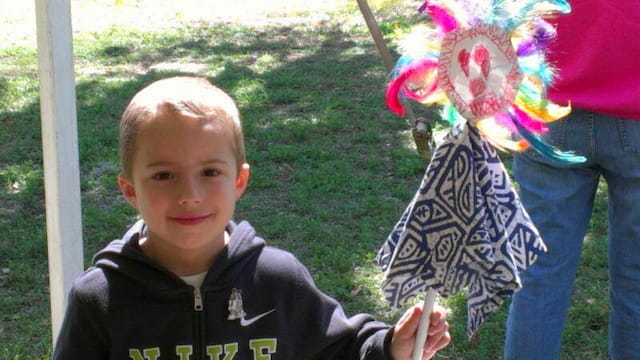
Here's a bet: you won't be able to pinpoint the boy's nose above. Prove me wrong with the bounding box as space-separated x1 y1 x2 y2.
178 178 203 205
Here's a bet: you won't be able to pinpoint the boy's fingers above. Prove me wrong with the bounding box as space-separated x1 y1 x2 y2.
435 330 451 351
392 304 451 360
423 330 451 359
430 307 445 322
395 305 422 340
396 304 449 338
424 306 450 359
427 306 448 333
428 314 448 336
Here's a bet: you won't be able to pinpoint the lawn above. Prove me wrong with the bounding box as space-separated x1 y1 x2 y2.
0 1 609 359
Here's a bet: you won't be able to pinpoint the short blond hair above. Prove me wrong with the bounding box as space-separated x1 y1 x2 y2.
119 76 245 178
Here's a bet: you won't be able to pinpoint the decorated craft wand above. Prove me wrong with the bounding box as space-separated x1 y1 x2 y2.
380 0 586 358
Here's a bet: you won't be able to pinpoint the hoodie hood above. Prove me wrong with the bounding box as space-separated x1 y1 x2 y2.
93 219 266 292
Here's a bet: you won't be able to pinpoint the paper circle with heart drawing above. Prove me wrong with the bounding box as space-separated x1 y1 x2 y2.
438 23 523 122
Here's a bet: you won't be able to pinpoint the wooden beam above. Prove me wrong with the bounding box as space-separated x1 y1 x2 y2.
35 0 83 344
356 0 434 160
356 0 395 71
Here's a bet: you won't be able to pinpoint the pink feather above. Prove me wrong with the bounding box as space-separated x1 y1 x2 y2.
386 59 439 116
494 113 518 133
386 74 409 115
512 105 549 134
419 1 458 33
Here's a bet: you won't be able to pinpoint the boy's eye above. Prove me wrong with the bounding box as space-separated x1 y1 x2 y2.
152 172 173 181
203 168 220 177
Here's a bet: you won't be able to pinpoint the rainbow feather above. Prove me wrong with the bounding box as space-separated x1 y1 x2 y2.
419 2 459 33
512 105 548 133
386 0 584 163
510 110 585 163
387 58 439 115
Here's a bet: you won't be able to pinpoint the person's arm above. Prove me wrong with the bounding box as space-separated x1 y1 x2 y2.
258 248 450 359
284 254 449 359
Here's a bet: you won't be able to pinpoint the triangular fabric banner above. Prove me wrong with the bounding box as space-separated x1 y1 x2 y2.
377 123 547 336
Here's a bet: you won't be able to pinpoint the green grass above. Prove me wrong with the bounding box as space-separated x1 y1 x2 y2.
0 4 610 359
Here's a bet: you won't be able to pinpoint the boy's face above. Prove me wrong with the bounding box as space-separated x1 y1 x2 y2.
118 109 249 258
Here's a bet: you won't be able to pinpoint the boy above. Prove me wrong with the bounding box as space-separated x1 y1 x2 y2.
53 76 450 359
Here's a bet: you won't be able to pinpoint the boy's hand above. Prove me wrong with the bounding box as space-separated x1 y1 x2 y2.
390 304 450 360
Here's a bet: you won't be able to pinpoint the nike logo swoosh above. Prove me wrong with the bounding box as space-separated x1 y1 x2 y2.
239 309 275 327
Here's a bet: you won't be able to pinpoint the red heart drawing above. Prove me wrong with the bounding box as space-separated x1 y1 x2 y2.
472 44 490 79
470 78 486 97
437 24 523 121
458 48 470 77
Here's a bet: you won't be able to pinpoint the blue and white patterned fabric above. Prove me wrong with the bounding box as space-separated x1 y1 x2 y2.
377 122 547 337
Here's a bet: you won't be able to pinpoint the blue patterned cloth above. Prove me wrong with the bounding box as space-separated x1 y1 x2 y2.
377 123 547 337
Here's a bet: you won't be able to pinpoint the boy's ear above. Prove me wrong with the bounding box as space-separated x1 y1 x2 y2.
117 174 138 208
235 163 250 200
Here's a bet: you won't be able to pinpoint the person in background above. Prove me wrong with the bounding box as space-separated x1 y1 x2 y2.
504 1 640 359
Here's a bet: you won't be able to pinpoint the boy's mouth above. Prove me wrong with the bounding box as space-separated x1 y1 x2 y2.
169 214 212 226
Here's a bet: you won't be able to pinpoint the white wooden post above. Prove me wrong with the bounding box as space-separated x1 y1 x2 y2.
34 0 84 344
